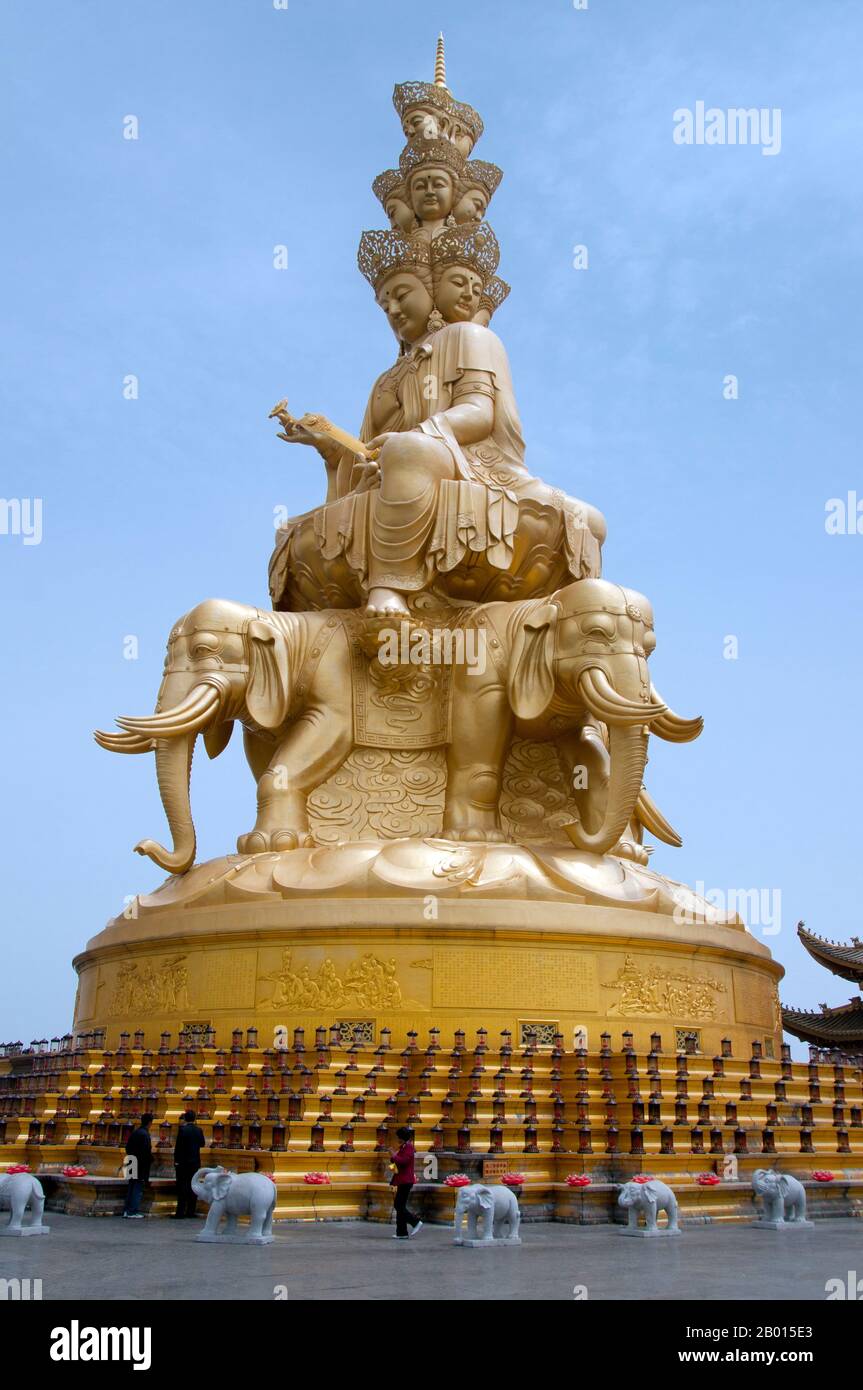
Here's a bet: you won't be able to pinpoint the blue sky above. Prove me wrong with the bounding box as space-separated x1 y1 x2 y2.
1 0 861 1051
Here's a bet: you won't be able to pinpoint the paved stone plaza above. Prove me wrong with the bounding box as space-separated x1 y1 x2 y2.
2 1215 861 1300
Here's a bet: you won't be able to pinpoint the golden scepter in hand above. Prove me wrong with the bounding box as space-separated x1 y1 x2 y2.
268 399 381 462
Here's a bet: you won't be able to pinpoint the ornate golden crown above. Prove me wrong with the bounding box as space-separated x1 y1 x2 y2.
459 159 503 200
357 230 432 292
392 80 457 124
430 222 500 283
399 136 466 184
371 168 407 208
480 275 511 317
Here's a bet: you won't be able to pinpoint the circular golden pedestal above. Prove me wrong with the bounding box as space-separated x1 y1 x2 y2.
73 846 783 1054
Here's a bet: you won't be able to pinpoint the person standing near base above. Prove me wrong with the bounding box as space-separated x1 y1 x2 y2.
172 1109 206 1219
390 1125 423 1240
123 1112 153 1218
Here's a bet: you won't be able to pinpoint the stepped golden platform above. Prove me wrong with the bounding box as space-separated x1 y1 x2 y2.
3 1029 862 1225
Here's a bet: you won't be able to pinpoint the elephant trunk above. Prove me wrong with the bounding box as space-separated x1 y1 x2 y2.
564 722 650 855
134 733 197 874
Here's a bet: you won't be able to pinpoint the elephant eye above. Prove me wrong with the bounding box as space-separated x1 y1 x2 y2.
191 632 220 658
582 614 615 639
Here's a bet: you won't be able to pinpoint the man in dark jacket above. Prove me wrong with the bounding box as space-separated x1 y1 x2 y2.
123 1113 154 1218
172 1109 207 1218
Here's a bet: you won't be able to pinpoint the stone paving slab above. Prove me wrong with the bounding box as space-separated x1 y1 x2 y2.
1 1215 861 1301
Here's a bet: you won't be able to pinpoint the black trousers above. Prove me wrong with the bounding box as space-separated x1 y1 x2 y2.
393 1183 419 1237
174 1163 199 1217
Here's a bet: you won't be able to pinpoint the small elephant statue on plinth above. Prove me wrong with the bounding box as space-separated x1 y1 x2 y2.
453 1183 521 1246
0 1172 49 1237
751 1169 813 1229
191 1167 276 1244
617 1179 680 1237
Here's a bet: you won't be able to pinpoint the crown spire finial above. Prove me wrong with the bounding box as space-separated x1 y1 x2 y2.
434 33 447 88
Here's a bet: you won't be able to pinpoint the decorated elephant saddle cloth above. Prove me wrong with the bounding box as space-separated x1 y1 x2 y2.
338 608 472 749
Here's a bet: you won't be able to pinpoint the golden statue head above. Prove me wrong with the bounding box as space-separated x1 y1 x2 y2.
453 160 503 225
431 223 500 324
399 138 465 226
357 230 434 345
372 169 415 234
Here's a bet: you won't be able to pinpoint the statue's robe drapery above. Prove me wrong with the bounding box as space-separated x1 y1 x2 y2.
269 323 602 609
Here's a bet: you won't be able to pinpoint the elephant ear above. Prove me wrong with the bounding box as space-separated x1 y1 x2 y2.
204 722 234 760
247 618 293 730
210 1170 234 1201
477 1187 494 1211
507 602 559 721
776 1175 793 1196
643 1186 658 1207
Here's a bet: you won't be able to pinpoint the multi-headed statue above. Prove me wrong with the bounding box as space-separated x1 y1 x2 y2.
96 37 703 901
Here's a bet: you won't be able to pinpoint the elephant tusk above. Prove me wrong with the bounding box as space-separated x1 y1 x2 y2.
578 667 666 726
649 685 704 742
117 683 222 738
636 786 683 848
93 729 155 754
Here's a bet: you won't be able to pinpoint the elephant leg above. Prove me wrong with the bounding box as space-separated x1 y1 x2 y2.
223 1212 238 1234
203 1204 222 1234
29 1189 45 1229
243 728 276 783
442 684 511 841
238 701 351 854
628 1208 638 1229
466 1213 478 1239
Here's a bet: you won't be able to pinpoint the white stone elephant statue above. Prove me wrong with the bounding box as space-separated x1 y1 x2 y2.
191 1166 276 1244
0 1172 49 1236
752 1169 811 1226
453 1183 521 1244
617 1178 680 1236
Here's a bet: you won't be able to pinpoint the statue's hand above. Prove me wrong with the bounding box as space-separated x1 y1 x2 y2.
276 419 341 466
352 460 380 493
365 431 400 454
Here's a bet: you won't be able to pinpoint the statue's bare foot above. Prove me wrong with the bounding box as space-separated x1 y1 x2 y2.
237 828 313 854
441 824 508 844
367 587 409 616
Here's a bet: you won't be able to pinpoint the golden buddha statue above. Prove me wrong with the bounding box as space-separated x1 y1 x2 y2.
271 227 605 616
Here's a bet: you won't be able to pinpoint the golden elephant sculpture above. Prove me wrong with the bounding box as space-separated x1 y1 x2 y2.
95 598 356 872
94 582 702 875
443 578 703 854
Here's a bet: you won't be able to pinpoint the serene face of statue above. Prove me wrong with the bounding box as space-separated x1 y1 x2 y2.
403 108 441 141
453 187 489 225
384 196 415 234
435 265 484 323
450 124 475 158
377 271 435 345
408 168 455 223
